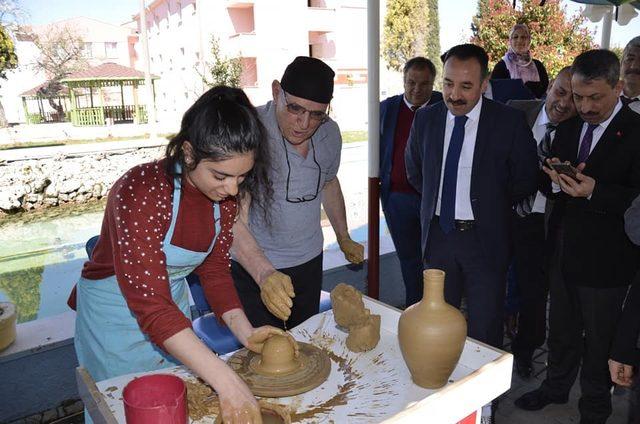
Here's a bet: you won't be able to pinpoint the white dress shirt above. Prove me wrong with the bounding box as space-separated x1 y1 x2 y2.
531 106 554 214
577 99 622 157
435 96 483 220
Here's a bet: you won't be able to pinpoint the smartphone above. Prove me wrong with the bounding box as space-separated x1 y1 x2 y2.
550 163 579 180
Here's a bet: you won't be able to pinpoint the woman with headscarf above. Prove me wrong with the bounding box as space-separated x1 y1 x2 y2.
491 23 549 99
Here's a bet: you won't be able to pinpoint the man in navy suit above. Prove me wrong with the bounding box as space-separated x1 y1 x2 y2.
380 57 443 307
405 44 538 349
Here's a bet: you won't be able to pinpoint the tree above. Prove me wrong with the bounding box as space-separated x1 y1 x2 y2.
0 24 17 127
471 0 596 78
32 25 86 116
0 0 25 32
0 0 22 127
424 0 442 83
382 0 441 77
201 36 242 88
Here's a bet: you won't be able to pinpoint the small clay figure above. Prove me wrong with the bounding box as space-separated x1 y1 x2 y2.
346 313 381 352
331 283 367 328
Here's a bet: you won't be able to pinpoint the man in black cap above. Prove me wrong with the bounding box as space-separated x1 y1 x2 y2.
231 56 364 329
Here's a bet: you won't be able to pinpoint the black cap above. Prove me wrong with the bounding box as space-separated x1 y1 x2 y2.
280 56 335 104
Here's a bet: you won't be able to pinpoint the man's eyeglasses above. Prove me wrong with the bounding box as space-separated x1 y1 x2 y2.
282 135 321 203
282 91 329 123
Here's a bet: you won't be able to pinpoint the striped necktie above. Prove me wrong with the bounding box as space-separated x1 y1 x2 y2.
515 122 557 217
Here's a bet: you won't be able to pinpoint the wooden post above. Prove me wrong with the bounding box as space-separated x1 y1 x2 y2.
21 97 28 122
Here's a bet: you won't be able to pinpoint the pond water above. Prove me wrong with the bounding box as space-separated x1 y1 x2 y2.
0 201 106 323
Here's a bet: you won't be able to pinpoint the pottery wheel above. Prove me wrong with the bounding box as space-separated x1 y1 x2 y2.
227 342 331 397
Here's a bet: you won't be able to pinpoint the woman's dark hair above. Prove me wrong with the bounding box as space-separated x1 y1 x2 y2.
165 85 273 220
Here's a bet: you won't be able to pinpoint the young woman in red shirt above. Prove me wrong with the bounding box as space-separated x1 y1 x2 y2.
70 86 288 423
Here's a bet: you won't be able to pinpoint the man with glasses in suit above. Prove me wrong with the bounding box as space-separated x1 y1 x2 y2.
231 56 364 329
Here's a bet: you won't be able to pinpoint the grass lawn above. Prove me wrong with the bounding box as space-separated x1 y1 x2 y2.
341 130 367 143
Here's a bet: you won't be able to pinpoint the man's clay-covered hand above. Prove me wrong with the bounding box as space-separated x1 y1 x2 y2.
260 271 295 321
337 236 364 264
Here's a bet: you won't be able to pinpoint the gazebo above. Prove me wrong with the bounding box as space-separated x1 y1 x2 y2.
20 82 73 124
60 62 158 126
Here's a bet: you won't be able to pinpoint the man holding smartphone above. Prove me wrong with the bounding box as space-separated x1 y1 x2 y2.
506 66 576 379
515 50 640 424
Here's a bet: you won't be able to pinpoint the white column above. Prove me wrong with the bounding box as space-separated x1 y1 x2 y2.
140 0 158 141
601 6 613 49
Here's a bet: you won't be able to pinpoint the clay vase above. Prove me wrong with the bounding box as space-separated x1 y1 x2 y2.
398 269 467 389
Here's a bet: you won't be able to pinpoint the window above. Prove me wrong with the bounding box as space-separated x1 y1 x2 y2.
83 42 93 58
106 42 118 58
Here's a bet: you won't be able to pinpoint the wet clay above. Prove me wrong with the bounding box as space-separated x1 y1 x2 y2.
330 283 367 328
346 313 381 352
212 400 291 424
398 269 467 389
330 284 381 352
252 335 301 376
228 341 331 398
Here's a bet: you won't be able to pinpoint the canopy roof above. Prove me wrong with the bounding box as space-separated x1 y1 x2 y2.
60 62 158 83
20 82 71 97
570 0 640 7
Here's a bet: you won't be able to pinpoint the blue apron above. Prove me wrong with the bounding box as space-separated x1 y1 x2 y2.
75 170 221 383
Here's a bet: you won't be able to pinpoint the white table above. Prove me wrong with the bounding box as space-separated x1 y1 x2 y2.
77 297 513 423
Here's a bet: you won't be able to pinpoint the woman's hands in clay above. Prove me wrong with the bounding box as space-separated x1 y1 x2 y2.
246 326 299 358
259 271 295 320
216 370 262 424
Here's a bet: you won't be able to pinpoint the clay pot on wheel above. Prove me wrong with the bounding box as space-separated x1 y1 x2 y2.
398 269 467 389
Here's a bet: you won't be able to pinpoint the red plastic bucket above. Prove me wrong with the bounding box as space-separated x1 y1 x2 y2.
123 374 188 424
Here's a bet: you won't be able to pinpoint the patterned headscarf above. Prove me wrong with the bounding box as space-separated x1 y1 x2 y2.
502 24 540 83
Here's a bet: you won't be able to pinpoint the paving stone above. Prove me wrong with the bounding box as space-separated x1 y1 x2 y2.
41 408 59 423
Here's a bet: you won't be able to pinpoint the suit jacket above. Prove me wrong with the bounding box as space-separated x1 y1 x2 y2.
625 194 640 245
610 279 640 365
405 98 539 271
379 92 443 205
546 106 640 288
507 99 544 128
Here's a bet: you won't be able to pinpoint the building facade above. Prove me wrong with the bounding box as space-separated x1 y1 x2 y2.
133 0 369 130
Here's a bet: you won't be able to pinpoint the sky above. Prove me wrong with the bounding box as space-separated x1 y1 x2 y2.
20 0 640 50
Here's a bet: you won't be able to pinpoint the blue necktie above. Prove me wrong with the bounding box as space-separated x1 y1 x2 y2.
440 115 468 233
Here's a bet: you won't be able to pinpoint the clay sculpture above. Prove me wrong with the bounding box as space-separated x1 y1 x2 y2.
346 313 381 352
331 283 381 352
330 283 367 328
398 269 467 389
